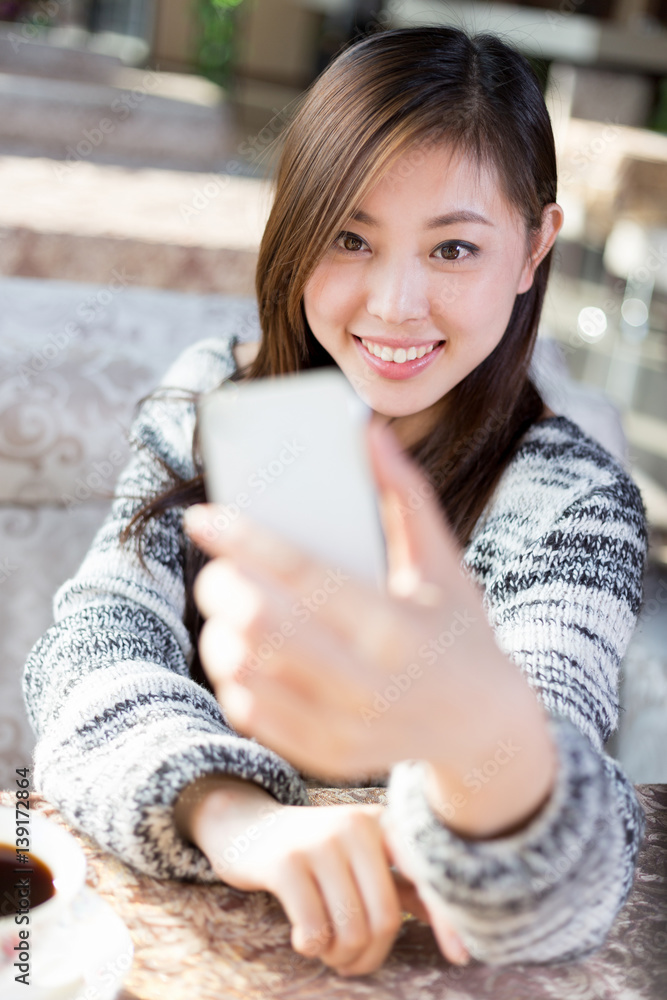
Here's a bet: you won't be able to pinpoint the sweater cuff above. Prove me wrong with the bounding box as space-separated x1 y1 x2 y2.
133 738 312 882
383 714 623 963
32 673 311 883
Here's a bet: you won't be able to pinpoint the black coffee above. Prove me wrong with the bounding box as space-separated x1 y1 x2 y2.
0 842 56 916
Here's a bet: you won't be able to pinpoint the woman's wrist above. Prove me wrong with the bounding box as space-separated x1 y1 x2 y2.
422 683 558 840
174 773 277 847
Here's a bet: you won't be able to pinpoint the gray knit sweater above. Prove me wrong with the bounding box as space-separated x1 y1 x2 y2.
23 335 648 966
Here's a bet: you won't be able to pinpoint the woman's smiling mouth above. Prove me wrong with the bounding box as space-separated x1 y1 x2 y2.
352 334 445 379
360 337 443 363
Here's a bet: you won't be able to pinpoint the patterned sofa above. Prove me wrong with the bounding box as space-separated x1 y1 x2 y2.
0 276 261 788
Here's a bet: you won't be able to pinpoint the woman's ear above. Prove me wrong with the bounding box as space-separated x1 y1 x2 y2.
517 202 564 294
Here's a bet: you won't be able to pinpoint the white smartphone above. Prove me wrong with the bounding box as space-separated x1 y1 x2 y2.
198 368 387 589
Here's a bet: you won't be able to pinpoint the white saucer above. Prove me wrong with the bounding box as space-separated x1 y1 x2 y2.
4 886 134 1000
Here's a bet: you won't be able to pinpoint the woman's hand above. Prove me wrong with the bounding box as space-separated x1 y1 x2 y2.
182 778 469 973
184 417 523 784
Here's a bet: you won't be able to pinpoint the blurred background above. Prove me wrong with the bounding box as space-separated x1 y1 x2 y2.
1 0 665 788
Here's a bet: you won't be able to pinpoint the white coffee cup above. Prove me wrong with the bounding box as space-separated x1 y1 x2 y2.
0 805 87 995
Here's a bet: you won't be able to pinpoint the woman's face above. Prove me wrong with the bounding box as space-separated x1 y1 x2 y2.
303 143 562 444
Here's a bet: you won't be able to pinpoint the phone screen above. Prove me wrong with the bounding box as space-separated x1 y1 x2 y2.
199 368 387 589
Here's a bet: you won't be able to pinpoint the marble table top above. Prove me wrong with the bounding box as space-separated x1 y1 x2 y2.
2 785 665 1000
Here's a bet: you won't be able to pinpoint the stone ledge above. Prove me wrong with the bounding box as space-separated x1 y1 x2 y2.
0 71 237 171
0 154 272 292
0 156 272 245
0 228 258 294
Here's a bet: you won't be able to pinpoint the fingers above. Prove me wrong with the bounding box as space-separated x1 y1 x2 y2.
197 582 367 705
393 871 470 965
431 918 471 967
195 552 417 694
409 884 471 966
274 816 403 977
381 815 470 966
212 671 371 781
365 419 462 589
198 616 248 686
186 505 414 660
330 817 403 976
194 556 374 709
274 863 336 959
307 846 372 972
193 558 263 626
184 504 305 573
225 673 316 753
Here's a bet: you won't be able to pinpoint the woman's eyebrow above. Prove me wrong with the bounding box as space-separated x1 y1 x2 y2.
350 208 493 228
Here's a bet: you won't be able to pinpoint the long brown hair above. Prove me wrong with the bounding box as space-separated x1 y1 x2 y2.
122 25 557 691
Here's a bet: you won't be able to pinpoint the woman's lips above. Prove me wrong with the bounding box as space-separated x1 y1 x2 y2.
352 335 445 380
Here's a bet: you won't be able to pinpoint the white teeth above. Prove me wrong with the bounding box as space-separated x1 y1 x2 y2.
360 338 441 363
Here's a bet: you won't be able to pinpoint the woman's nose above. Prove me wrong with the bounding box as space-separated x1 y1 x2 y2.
365 258 430 326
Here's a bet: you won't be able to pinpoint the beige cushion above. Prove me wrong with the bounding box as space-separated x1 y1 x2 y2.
0 277 259 504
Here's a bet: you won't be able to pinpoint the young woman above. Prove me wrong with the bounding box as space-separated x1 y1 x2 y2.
24 26 647 978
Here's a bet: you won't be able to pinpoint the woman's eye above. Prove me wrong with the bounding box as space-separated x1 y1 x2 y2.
333 234 478 260
334 231 366 253
435 242 478 262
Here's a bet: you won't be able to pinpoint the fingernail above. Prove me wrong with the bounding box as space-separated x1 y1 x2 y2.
225 684 253 724
183 504 207 534
390 566 422 596
183 505 223 545
184 506 249 543
453 944 470 966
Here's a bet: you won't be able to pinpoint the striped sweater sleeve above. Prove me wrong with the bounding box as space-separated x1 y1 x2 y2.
384 465 648 965
22 337 309 882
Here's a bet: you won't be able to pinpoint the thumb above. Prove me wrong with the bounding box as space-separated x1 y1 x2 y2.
366 418 460 594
